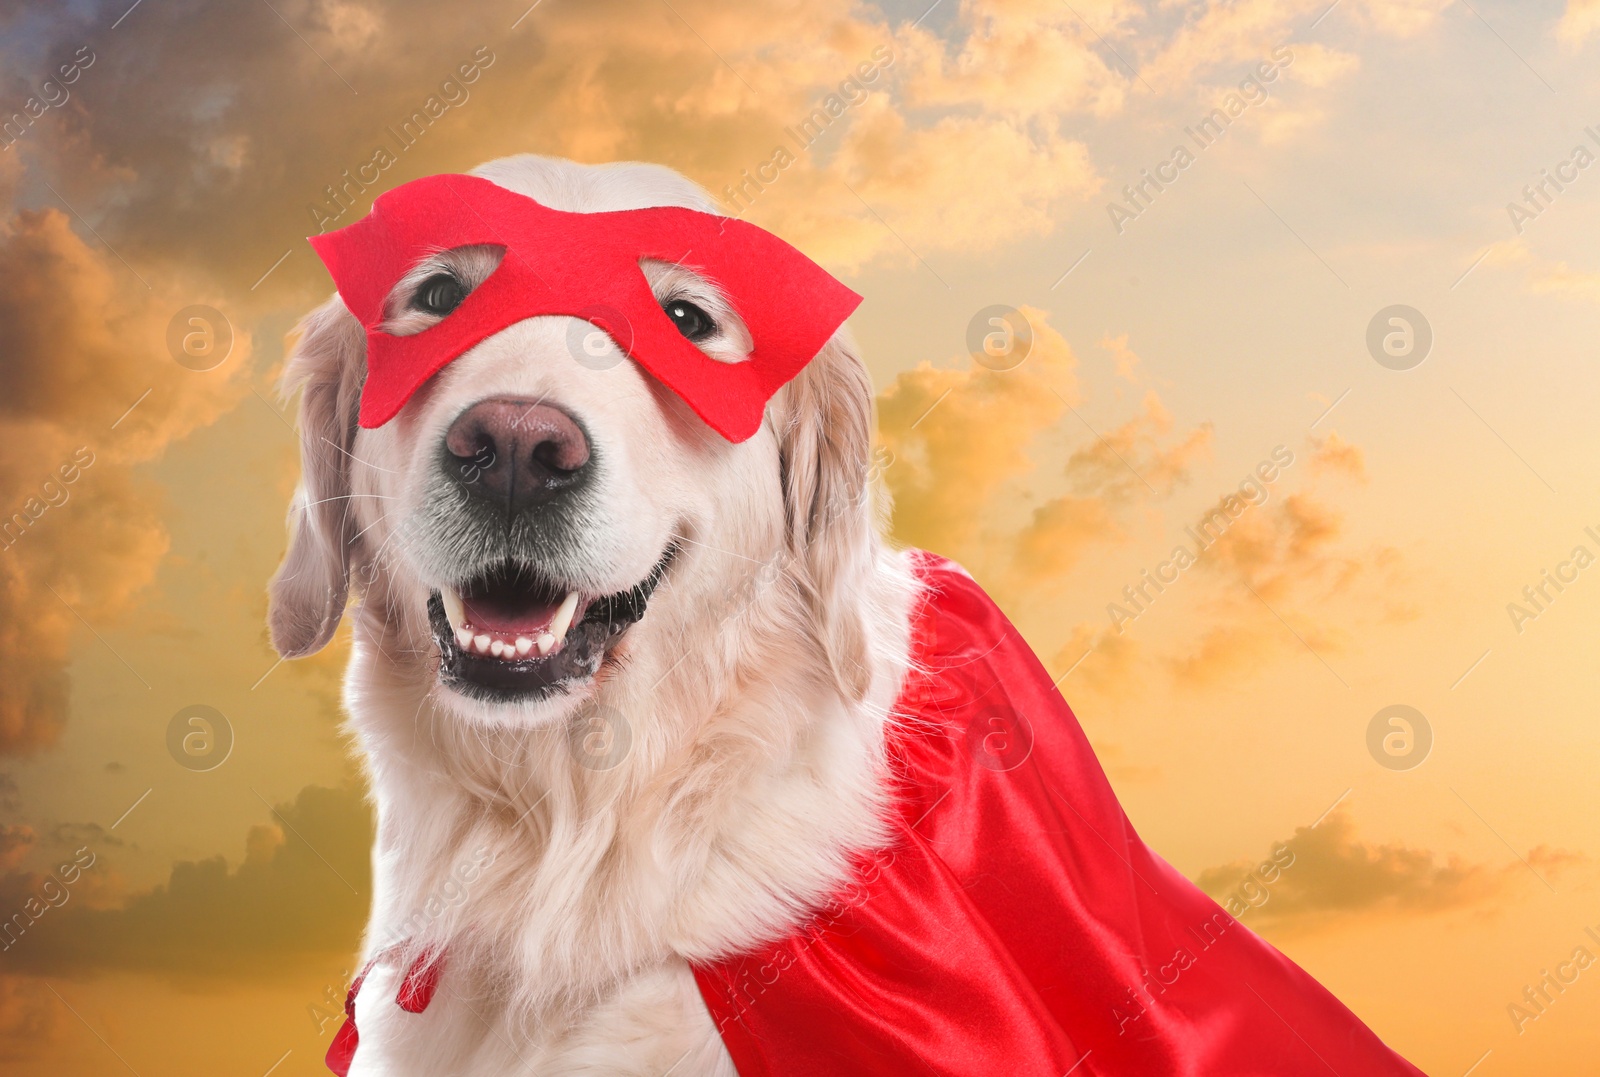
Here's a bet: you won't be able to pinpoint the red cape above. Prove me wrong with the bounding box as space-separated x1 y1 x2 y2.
691 552 1427 1076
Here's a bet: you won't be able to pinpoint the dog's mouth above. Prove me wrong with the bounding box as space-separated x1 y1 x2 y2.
428 546 675 702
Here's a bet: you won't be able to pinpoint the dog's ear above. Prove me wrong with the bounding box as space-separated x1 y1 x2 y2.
269 298 366 658
777 331 880 700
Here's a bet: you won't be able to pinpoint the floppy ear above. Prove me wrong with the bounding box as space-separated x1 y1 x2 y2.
776 330 880 700
269 298 366 658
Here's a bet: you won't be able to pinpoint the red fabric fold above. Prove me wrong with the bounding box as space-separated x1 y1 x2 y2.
691 551 1427 1076
325 949 446 1075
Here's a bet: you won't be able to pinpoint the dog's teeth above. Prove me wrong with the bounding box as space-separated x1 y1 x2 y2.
490 640 506 657
455 626 473 650
515 637 534 657
440 588 466 632
473 634 491 654
550 592 580 644
536 632 555 656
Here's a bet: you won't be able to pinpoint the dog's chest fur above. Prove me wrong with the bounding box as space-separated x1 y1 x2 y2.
341 554 918 1075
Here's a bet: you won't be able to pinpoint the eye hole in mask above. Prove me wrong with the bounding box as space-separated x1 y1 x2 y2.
414 273 466 316
663 299 716 342
383 244 505 336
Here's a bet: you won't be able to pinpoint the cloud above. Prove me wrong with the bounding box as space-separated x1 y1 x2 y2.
1099 332 1143 384
899 0 1131 119
0 784 370 977
0 976 64 1060
1309 432 1366 480
0 826 34 872
828 100 1099 269
1140 0 1313 92
0 207 249 755
1159 434 1415 685
1346 0 1453 37
1196 811 1579 929
877 305 1078 563
1560 0 1600 46
1479 238 1600 302
1527 260 1600 301
1167 489 1357 682
1063 390 1213 503
1052 622 1141 698
1015 496 1122 578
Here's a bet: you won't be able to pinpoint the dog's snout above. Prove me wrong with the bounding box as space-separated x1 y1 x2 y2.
444 398 592 509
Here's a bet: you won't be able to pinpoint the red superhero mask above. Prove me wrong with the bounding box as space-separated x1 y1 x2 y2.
307 173 862 441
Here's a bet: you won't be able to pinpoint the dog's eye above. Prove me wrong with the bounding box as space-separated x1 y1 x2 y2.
663 300 716 342
414 273 466 316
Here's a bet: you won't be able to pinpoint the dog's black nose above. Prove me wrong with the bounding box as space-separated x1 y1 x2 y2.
443 398 592 510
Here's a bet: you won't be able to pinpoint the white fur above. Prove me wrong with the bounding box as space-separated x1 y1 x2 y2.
270 155 919 1074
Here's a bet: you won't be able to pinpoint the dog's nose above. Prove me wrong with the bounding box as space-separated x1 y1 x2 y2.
443 398 592 510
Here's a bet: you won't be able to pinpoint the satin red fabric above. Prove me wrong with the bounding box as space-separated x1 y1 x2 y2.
326 949 442 1076
691 552 1426 1076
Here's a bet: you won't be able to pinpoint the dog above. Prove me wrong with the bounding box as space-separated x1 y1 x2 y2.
271 154 917 1075
272 154 1429 1077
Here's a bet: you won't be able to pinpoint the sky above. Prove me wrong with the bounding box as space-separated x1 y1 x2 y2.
1 0 1599 1073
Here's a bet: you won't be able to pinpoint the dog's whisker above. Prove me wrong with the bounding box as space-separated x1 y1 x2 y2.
668 532 762 564
322 435 401 473
305 491 399 509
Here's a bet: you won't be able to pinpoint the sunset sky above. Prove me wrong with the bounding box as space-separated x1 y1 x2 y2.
3 0 1600 1073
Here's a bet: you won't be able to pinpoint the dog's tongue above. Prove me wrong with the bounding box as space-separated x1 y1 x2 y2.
462 593 564 635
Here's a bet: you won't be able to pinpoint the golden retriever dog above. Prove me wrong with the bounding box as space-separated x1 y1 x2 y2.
270 154 917 1075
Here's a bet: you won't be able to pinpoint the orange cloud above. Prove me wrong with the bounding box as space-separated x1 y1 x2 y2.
0 825 34 872
1052 622 1141 698
1064 390 1213 503
899 0 1131 119
1 785 369 978
1015 496 1121 578
1559 0 1600 45
878 305 1078 563
0 199 250 755
1196 811 1578 931
1309 431 1366 480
